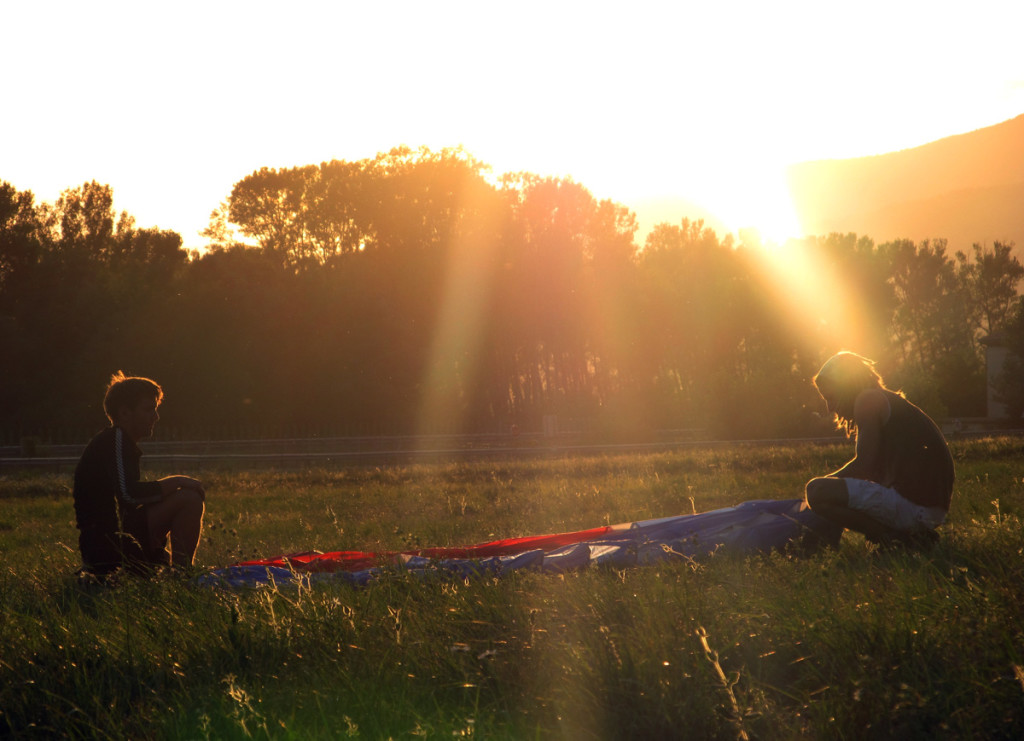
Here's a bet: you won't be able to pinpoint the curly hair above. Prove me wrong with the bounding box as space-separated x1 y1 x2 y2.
102 371 163 423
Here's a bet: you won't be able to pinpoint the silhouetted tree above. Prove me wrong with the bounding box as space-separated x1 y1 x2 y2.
883 238 983 417
991 299 1024 420
956 241 1023 339
3 147 1021 441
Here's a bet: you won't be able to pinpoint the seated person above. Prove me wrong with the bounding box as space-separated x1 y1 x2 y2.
73 372 206 575
804 352 954 548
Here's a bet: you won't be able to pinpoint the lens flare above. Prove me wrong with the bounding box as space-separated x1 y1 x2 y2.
746 235 869 355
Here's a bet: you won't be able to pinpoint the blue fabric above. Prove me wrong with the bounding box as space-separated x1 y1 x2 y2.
198 499 838 589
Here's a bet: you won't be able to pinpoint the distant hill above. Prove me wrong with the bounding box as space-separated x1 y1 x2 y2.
786 114 1024 253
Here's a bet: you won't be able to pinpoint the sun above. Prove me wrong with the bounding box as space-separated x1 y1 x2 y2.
579 141 808 248
701 161 805 246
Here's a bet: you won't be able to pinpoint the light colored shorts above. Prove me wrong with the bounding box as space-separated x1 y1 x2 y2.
845 478 947 533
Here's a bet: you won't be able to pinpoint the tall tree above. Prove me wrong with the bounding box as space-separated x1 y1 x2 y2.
0 182 43 312
228 166 321 267
883 238 983 416
991 298 1024 420
956 241 1023 338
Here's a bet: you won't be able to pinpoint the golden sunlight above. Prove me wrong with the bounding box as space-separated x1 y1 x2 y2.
6 2 1022 255
749 236 865 353
707 164 805 245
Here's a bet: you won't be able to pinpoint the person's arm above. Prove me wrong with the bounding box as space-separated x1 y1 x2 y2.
829 389 888 481
108 429 204 504
104 428 163 505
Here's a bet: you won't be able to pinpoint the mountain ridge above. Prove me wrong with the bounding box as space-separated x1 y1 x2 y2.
786 114 1024 251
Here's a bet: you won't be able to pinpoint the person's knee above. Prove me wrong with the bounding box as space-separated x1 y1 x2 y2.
804 477 826 509
169 487 205 522
805 477 846 512
184 488 205 520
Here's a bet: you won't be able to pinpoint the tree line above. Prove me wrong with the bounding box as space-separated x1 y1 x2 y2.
2 146 1022 444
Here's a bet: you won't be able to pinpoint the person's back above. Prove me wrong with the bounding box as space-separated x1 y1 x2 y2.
73 425 156 573
877 390 955 511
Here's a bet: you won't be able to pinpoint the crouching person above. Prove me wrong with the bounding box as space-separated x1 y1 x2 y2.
804 352 954 550
73 372 206 576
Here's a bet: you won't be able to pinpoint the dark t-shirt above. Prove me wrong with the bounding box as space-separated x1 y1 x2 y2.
875 390 955 510
73 425 163 533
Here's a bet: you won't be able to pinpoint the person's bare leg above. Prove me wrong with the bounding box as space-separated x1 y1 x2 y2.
147 489 205 566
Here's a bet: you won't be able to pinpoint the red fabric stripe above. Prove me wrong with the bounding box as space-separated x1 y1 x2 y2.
236 524 615 573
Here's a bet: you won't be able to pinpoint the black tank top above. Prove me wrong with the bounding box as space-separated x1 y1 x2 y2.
877 390 955 509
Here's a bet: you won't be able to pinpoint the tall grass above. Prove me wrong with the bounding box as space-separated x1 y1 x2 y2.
2 437 1022 738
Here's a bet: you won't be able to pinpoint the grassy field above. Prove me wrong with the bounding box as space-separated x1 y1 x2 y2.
1 437 1023 739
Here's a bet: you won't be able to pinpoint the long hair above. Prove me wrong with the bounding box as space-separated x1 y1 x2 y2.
813 352 886 436
102 371 163 423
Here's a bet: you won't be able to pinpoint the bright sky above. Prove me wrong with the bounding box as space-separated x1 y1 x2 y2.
3 0 1023 249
